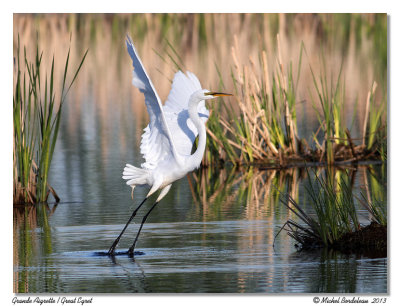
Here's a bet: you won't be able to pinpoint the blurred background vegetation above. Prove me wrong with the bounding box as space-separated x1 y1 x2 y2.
13 13 387 123
13 13 387 201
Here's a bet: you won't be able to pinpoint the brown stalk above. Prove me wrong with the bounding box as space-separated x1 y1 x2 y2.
345 129 357 160
261 50 271 101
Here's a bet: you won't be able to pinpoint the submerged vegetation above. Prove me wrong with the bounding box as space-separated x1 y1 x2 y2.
13 37 87 204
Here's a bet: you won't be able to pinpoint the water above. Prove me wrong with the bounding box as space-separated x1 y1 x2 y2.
14 164 387 293
13 81 387 293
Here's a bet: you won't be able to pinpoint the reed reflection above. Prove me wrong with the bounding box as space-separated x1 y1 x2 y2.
13 204 58 292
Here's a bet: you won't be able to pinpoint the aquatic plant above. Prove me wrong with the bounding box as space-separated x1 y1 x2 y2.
14 14 387 169
275 168 386 250
204 35 387 167
205 35 301 165
13 36 87 204
357 166 387 226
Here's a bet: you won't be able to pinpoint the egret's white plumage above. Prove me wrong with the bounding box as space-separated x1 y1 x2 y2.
163 71 209 157
125 36 179 171
108 36 231 256
122 36 227 201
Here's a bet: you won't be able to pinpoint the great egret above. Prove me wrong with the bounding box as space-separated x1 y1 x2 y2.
108 36 232 256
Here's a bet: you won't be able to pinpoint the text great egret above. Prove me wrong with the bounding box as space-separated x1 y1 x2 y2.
108 36 232 256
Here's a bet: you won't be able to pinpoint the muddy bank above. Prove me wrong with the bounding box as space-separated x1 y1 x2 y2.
333 222 387 257
297 222 387 257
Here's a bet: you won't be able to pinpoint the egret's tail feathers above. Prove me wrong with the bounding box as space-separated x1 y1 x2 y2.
122 164 149 186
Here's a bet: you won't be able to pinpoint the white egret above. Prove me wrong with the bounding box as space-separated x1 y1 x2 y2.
108 36 232 256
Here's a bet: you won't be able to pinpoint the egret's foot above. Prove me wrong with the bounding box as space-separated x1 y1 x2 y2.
93 250 144 257
128 247 135 258
107 248 116 256
108 242 118 256
92 250 118 257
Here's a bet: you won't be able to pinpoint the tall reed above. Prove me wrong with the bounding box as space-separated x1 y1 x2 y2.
14 14 386 168
205 35 387 167
205 35 301 166
13 37 87 204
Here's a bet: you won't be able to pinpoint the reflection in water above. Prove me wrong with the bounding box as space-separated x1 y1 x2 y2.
190 164 386 223
287 248 387 293
13 164 387 293
13 204 58 293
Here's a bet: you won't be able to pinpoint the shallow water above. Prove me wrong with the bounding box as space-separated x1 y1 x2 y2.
14 164 387 293
12 75 388 293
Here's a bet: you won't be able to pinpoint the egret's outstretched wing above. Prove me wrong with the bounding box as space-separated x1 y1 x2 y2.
163 71 209 156
126 36 179 169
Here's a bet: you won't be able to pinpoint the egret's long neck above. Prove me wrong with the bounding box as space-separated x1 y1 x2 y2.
188 95 207 170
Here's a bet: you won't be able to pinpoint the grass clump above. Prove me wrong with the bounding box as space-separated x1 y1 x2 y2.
13 36 87 204
275 168 387 254
205 35 387 167
206 35 300 166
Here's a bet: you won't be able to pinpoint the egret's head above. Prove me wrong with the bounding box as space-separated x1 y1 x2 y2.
190 89 232 108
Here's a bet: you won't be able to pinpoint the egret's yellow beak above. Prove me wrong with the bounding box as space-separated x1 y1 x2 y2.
206 92 233 97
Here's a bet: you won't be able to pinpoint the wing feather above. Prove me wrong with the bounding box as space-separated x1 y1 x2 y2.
127 36 209 167
163 71 209 156
126 36 179 169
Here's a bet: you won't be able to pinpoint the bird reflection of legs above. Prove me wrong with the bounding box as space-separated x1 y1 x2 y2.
128 201 159 257
108 197 148 255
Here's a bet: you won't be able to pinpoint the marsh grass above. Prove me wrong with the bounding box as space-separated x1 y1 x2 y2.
13 37 87 204
14 14 387 168
189 163 385 252
204 34 387 167
207 35 302 165
275 167 387 250
358 166 387 226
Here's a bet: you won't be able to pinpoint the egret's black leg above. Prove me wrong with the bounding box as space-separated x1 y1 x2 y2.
108 197 148 255
128 201 159 257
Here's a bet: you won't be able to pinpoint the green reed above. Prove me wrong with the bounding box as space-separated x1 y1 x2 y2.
205 39 386 167
309 170 359 244
28 13 386 168
19 13 386 167
13 37 87 204
309 54 346 165
275 169 357 247
204 38 302 166
276 167 386 249
363 81 387 157
357 165 387 226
